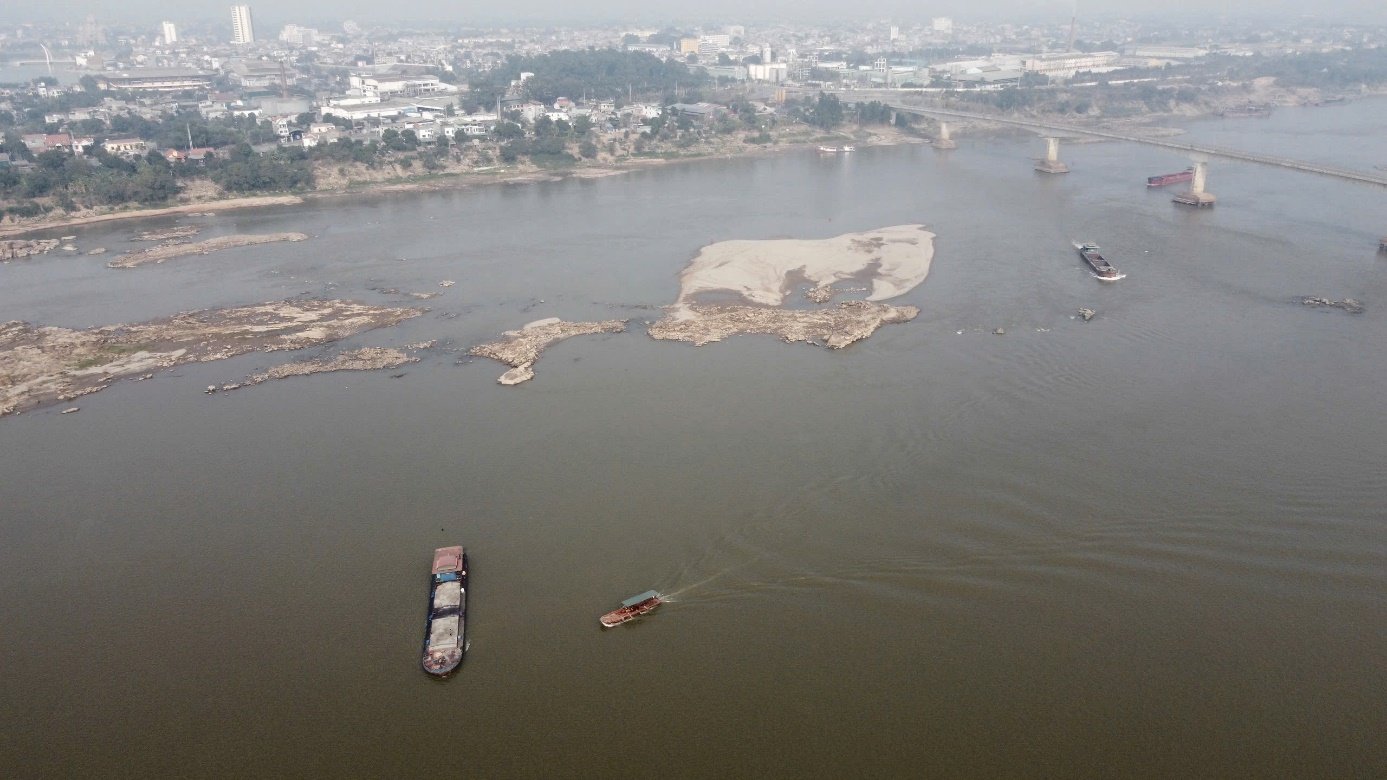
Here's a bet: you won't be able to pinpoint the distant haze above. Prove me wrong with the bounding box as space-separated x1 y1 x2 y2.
5 1 1387 26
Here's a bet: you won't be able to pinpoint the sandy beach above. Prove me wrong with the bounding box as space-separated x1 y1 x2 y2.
671 224 936 314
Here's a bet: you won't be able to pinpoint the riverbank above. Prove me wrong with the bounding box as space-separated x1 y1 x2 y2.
0 126 920 238
0 195 303 239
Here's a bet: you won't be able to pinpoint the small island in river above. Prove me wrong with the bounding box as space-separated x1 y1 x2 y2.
0 300 422 417
649 225 933 348
470 317 628 385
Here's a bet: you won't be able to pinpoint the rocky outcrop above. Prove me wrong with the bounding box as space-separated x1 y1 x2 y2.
1299 296 1363 314
214 347 419 392
108 233 309 268
0 239 61 261
648 301 919 348
0 300 423 417
470 317 627 385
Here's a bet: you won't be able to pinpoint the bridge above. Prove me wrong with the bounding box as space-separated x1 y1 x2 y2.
870 101 1387 189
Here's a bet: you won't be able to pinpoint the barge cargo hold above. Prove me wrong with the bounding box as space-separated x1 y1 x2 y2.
422 546 467 676
1073 242 1123 281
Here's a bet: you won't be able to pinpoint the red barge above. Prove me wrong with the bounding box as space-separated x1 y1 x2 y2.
600 590 662 628
1147 168 1194 187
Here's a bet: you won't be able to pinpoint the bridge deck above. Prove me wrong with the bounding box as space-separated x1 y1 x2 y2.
877 102 1387 188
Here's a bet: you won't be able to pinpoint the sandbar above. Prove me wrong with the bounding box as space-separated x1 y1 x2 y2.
670 224 934 317
108 232 309 268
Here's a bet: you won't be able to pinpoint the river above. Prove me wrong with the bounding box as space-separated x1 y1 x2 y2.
2 100 1385 777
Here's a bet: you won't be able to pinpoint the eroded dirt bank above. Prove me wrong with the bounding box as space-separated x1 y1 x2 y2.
469 317 627 385
0 300 423 416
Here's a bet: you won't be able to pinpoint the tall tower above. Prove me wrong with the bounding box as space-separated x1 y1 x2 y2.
231 5 255 45
161 21 178 45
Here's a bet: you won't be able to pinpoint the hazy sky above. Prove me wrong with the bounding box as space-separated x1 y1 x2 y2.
4 0 1386 27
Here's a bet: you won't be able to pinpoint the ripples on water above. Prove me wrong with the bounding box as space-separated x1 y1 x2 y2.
2 99 1385 776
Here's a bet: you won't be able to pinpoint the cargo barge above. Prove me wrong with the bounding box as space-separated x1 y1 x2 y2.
600 590 662 628
421 546 467 676
1073 242 1123 281
1146 168 1194 187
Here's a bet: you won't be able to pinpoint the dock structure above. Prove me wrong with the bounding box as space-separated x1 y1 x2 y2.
1379 236 1387 253
1173 161 1216 207
1034 137 1069 174
934 121 957 150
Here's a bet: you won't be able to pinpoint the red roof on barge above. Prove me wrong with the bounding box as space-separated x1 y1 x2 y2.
432 546 463 574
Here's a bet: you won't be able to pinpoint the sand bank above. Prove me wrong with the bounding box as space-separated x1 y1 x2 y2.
470 317 628 385
108 232 309 268
0 300 422 417
670 225 935 315
650 225 934 349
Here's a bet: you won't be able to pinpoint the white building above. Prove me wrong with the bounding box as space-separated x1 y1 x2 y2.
1022 51 1120 80
231 5 255 45
746 62 788 83
932 17 953 34
279 24 319 47
347 73 455 99
160 21 178 45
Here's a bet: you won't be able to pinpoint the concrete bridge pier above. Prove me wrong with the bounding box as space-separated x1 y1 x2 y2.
934 121 957 150
1174 161 1216 207
1034 137 1069 174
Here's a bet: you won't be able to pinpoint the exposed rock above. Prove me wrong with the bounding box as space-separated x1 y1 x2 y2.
1299 296 1363 314
993 327 1006 335
60 407 79 414
470 317 627 385
108 233 309 268
439 280 456 287
498 364 536 385
804 284 837 303
1 300 423 418
1078 307 1096 321
226 347 419 390
648 301 918 348
87 247 108 255
0 239 61 261
133 226 201 242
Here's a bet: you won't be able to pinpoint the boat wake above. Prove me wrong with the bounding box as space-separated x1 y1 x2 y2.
1093 272 1126 281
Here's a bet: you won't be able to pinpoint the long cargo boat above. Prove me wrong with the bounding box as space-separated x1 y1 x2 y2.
1073 242 1123 281
600 590 662 628
422 546 467 676
1146 168 1194 187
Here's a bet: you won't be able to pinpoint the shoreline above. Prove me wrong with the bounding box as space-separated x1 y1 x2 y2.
0 195 304 238
0 129 918 238
4 92 1377 238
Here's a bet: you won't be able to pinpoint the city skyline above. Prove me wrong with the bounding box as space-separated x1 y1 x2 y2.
4 0 1387 26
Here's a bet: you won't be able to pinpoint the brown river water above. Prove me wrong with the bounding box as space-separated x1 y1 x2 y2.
2 101 1385 777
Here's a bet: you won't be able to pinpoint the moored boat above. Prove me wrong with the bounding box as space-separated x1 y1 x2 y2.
1146 168 1194 187
840 145 856 152
817 145 840 153
421 546 467 676
1073 242 1122 281
600 590 662 628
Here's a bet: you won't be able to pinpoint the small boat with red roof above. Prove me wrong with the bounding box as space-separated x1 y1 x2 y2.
421 546 467 676
600 590 662 628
